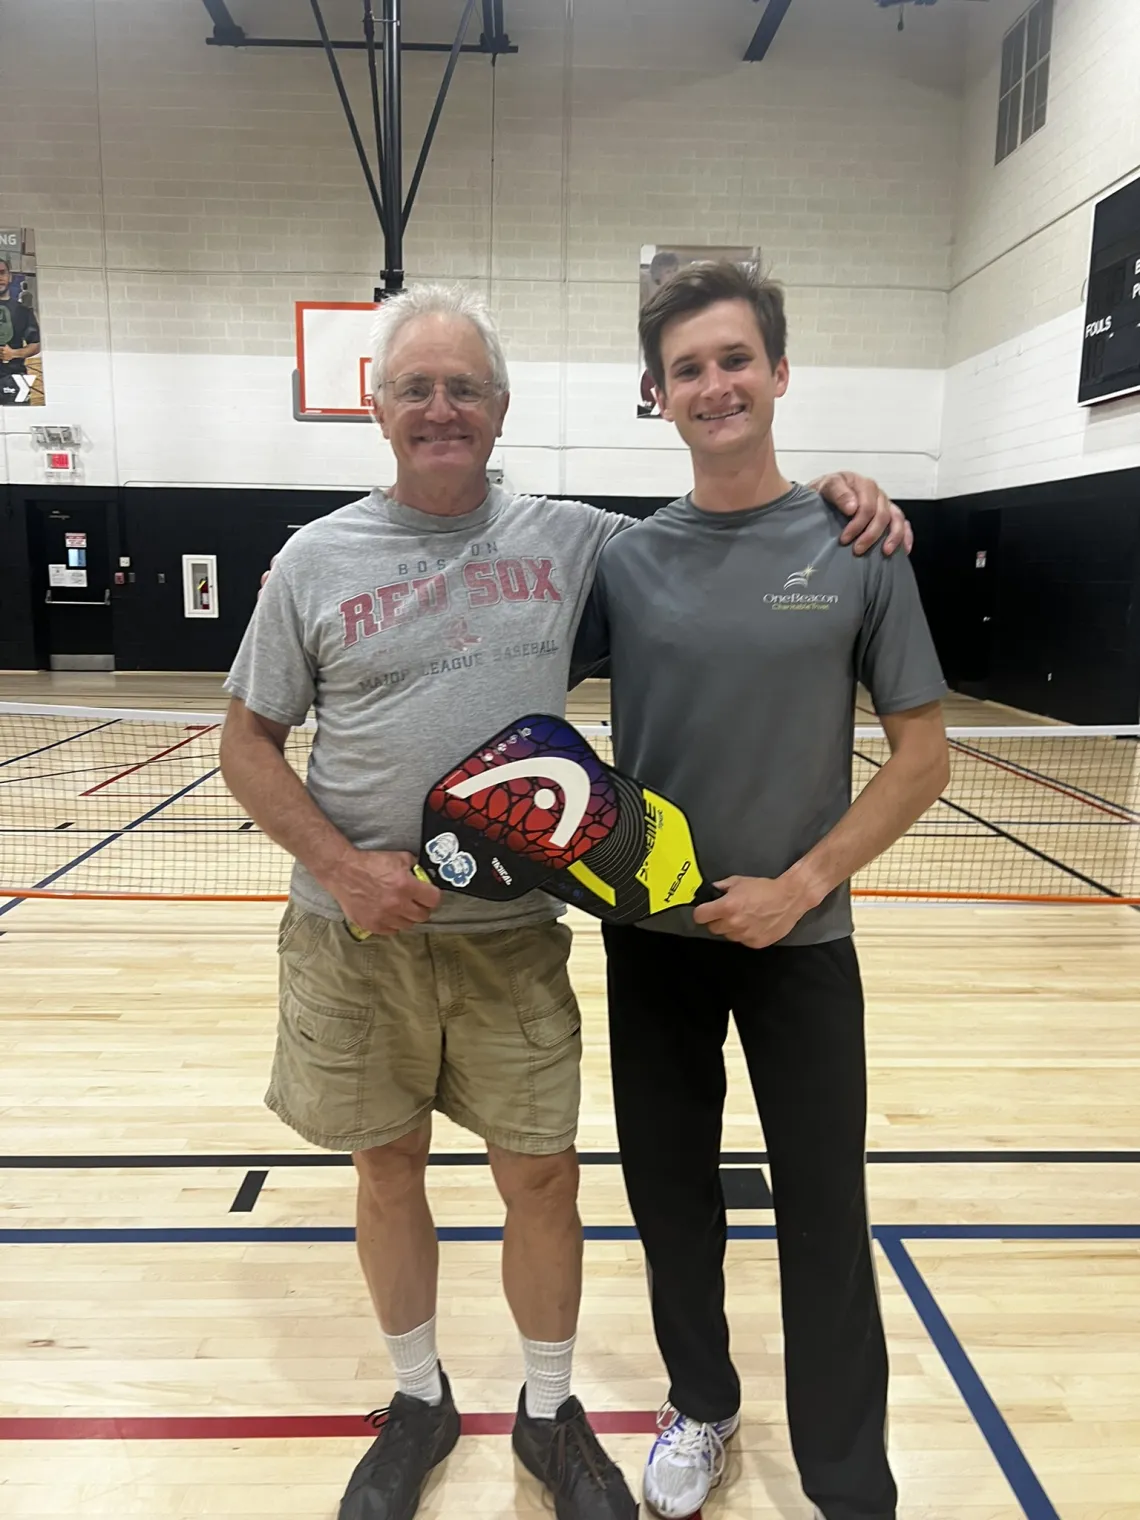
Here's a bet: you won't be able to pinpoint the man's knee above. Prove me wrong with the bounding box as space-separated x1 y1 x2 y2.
353 1122 431 1206
488 1144 580 1216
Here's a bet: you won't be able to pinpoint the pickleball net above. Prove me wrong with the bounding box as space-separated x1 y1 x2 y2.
1 702 1137 905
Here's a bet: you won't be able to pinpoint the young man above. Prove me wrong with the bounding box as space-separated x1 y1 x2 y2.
224 282 908 1520
572 263 950 1520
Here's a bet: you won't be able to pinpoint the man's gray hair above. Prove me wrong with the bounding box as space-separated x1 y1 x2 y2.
369 283 509 398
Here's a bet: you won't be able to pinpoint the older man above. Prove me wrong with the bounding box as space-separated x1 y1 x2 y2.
221 283 907 1520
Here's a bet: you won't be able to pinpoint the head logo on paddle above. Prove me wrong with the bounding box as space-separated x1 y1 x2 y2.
419 714 719 924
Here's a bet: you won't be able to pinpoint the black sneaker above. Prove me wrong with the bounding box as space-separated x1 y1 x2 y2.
338 1371 461 1520
512 1388 638 1519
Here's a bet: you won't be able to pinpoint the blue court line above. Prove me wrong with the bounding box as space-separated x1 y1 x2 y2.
877 1230 1061 1520
0 718 119 769
2 1223 1137 1246
0 767 221 922
889 1222 1140 1240
0 1219 1116 1517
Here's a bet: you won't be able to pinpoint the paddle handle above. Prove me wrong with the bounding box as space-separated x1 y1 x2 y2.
345 865 432 942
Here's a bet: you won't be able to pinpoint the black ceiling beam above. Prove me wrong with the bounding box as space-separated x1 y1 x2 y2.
744 0 794 62
479 0 510 55
201 0 245 44
206 35 517 54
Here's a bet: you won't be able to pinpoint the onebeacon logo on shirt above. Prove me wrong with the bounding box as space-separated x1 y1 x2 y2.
765 561 839 611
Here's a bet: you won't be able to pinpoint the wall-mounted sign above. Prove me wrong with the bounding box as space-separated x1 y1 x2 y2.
0 227 44 406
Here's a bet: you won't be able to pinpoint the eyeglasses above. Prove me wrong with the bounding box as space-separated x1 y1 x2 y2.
383 373 501 408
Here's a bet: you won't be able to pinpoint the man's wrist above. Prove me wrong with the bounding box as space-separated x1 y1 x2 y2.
311 836 357 893
782 857 829 915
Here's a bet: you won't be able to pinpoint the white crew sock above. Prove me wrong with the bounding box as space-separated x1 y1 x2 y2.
383 1316 443 1406
521 1332 576 1420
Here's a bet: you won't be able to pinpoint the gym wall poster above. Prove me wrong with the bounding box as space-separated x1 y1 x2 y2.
637 244 762 418
0 227 44 406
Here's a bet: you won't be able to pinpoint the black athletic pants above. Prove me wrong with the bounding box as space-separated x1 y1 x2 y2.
603 925 897 1520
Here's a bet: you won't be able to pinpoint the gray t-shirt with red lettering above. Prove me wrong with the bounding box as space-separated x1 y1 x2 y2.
225 485 630 930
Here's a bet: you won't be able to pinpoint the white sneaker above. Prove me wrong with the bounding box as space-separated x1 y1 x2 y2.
642 1403 740 1517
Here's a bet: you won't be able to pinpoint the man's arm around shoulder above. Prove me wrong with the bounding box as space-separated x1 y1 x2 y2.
219 699 440 935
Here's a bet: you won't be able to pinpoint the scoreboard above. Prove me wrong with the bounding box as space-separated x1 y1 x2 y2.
1078 175 1140 406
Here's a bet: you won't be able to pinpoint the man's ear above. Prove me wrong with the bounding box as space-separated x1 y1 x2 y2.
654 383 673 422
496 391 510 439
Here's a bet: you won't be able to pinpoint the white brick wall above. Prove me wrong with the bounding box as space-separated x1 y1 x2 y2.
941 308 1140 496
939 0 1140 492
0 0 956 495
4 0 1136 499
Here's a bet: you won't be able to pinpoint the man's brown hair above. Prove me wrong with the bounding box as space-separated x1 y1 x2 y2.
638 260 787 393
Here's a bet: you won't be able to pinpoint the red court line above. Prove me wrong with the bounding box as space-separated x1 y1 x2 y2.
79 726 220 798
855 704 1135 822
947 739 1135 821
0 1410 661 1440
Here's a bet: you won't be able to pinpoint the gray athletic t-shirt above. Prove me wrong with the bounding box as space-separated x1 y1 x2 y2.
225 485 630 930
572 484 947 945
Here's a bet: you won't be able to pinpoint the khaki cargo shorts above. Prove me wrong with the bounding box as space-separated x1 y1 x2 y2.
266 903 582 1155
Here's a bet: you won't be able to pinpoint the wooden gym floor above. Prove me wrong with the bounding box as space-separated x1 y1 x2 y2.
0 674 1138 1519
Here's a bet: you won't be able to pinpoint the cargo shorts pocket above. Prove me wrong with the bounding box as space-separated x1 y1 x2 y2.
273 912 373 1141
277 900 323 967
287 992 371 1054
506 923 581 1049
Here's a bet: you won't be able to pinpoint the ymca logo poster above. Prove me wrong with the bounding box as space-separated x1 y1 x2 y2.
0 228 44 406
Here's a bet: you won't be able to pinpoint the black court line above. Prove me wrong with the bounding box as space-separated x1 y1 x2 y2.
0 767 222 922
720 1166 773 1209
0 762 148 789
225 1165 769 1217
1 826 251 836
854 748 1130 902
229 1170 268 1212
3 1148 1139 1170
0 718 120 769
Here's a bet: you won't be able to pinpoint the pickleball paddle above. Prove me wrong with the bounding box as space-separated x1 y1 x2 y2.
416 713 720 925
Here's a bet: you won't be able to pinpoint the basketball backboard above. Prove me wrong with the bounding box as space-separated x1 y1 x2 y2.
294 301 376 421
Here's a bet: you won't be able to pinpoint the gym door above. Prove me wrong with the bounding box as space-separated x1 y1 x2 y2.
26 499 115 670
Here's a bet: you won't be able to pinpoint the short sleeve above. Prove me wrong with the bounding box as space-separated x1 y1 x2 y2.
855 552 947 716
224 564 316 726
569 574 612 687
23 306 40 346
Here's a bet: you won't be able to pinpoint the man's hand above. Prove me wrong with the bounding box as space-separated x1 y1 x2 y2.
813 472 913 557
260 554 278 595
322 848 442 936
0 346 15 364
692 873 816 951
